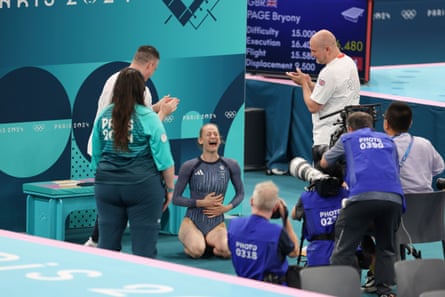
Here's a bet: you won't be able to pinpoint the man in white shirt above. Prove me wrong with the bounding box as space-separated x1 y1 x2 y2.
87 45 179 156
286 29 360 162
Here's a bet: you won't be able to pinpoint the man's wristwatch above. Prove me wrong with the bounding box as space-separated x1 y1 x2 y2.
166 187 174 193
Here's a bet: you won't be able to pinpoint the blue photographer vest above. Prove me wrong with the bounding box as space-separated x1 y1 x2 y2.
342 128 404 200
301 188 348 266
228 215 288 280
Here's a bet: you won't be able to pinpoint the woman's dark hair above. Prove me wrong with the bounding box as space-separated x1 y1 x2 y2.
111 67 145 151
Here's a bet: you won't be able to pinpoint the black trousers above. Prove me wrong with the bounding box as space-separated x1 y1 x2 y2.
330 199 402 295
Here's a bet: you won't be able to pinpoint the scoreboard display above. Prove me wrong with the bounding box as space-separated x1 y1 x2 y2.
246 0 374 83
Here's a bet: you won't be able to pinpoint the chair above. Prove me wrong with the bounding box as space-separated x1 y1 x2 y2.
420 290 445 297
299 265 361 297
395 259 445 297
396 191 445 260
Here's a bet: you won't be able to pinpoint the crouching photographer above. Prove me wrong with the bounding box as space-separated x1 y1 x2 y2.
227 181 302 288
289 157 349 267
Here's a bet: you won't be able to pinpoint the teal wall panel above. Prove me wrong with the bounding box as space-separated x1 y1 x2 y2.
0 0 248 231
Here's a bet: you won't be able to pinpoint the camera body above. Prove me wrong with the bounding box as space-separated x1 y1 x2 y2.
271 203 289 220
325 104 382 147
271 199 289 226
289 105 381 197
436 178 445 190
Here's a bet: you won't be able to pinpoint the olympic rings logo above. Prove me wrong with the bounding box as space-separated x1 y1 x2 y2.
33 124 45 132
224 111 237 119
401 9 417 20
163 115 174 123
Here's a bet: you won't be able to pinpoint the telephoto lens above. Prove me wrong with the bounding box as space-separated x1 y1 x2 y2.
290 157 342 197
289 157 328 184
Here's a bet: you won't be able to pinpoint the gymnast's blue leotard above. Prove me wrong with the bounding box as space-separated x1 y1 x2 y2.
172 157 244 235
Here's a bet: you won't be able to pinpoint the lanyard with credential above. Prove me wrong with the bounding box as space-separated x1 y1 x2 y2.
397 134 414 167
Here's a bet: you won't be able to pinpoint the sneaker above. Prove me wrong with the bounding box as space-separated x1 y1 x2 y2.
361 271 377 293
271 168 287 175
84 237 97 247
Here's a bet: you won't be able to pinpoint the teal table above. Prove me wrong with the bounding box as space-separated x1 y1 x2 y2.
23 178 96 241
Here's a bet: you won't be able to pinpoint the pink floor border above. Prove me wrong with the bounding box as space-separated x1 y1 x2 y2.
0 229 330 297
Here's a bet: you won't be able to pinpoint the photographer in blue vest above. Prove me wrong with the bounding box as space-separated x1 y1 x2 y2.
291 160 348 267
227 180 300 287
361 101 444 292
319 111 405 297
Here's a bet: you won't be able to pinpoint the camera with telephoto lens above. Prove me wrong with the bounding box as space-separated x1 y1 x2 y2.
436 178 445 190
289 157 341 197
321 104 382 148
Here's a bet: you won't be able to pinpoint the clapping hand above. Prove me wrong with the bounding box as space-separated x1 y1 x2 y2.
285 68 311 86
159 95 180 116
